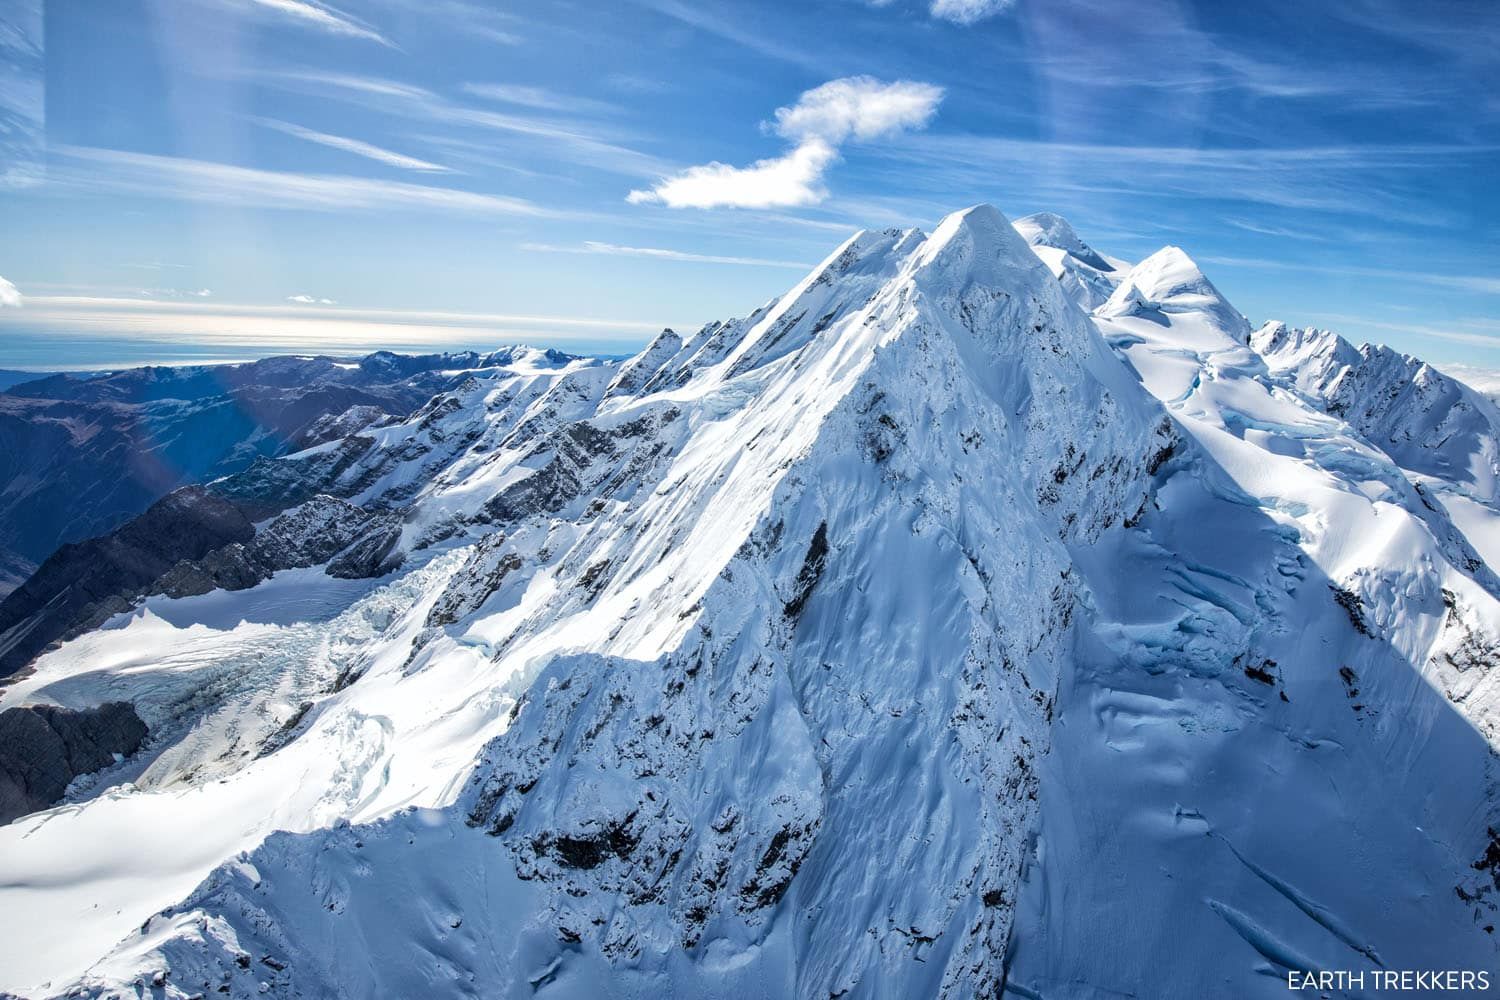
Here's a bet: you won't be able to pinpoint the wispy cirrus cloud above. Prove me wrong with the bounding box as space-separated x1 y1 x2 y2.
231 0 393 46
929 0 1015 25
629 76 943 209
628 0 825 70
522 241 813 269
288 294 337 304
1202 255 1500 296
879 132 1494 226
52 146 553 217
365 0 522 45
265 70 432 102
140 287 213 298
258 70 667 179
254 117 451 172
1222 218 1333 242
462 84 618 116
0 0 43 189
1009 0 1473 142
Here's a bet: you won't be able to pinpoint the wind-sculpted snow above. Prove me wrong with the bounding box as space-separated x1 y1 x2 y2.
5 207 1500 999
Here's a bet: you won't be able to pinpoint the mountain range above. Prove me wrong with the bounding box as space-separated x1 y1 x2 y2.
0 206 1497 999
0 349 577 600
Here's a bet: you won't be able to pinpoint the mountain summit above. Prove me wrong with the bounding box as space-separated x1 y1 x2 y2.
1 206 1498 999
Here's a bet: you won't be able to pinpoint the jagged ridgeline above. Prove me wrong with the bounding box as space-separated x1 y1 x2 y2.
2 206 1499 999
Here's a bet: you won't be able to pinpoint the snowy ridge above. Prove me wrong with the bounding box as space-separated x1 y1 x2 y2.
1012 211 1125 311
2 206 1499 999
1254 320 1500 506
1012 212 1117 273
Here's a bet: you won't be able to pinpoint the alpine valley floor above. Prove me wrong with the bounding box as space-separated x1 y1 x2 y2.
1 205 1497 999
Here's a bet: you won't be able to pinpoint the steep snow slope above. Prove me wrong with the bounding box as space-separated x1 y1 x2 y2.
1002 247 1500 996
2 208 1499 1000
0 352 609 680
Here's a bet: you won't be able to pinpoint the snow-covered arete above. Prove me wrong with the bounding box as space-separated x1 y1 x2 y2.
2 205 1498 999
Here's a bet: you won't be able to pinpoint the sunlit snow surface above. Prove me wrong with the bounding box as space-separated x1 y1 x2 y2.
2 209 1499 998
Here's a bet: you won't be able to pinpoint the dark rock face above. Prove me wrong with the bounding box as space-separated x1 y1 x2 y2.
0 702 148 824
155 495 405 598
0 487 255 677
0 487 407 679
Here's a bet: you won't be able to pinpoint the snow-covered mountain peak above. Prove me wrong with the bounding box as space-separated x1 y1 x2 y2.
1013 210 1114 272
913 203 1045 276
1009 211 1126 311
1251 320 1360 377
1099 244 1249 340
604 328 683 400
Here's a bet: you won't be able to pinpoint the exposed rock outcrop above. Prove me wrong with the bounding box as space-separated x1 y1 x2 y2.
0 702 148 824
0 487 255 677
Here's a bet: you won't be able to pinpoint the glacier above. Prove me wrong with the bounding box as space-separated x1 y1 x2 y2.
0 205 1497 999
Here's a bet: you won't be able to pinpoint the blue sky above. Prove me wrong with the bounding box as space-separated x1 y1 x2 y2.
0 0 1496 370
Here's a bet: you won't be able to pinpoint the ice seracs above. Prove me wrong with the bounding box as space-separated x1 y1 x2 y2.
2 204 1500 1000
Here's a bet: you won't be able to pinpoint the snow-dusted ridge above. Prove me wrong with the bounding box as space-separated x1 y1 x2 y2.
2 206 1499 999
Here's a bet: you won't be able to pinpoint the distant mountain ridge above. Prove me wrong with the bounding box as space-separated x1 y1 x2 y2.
0 346 578 599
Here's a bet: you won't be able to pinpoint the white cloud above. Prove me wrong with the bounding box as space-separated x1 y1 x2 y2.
1437 363 1500 397
772 77 945 144
0 275 21 308
238 0 392 45
254 118 451 172
268 71 434 103
522 241 813 269
288 294 338 304
628 77 943 210
628 140 838 209
928 0 1016 24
